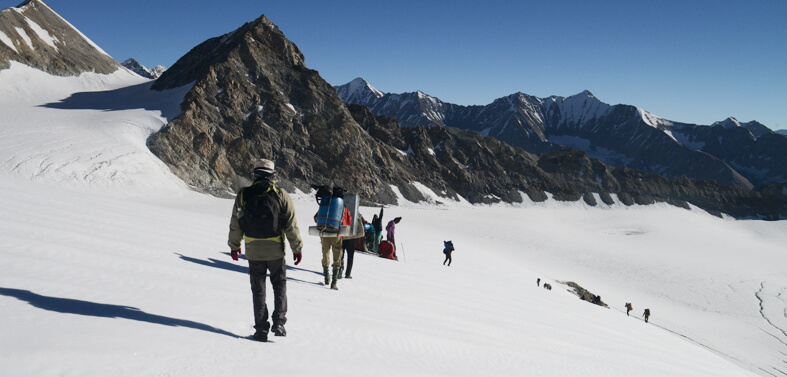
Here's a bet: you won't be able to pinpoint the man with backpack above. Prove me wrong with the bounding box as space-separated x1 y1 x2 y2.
443 240 454 266
228 159 303 342
318 187 352 290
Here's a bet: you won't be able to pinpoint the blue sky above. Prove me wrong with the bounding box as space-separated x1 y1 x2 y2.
7 0 786 129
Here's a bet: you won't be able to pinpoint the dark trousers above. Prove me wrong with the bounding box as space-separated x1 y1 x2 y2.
443 252 452 266
249 258 287 334
342 239 355 277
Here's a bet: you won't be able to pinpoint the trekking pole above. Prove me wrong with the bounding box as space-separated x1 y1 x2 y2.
400 242 406 263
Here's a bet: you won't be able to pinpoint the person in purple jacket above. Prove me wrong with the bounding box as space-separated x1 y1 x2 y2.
386 217 402 249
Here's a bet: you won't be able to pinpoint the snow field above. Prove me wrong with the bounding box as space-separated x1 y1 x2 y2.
1 63 784 376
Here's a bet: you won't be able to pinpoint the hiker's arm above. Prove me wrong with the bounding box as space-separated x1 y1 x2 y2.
228 195 243 250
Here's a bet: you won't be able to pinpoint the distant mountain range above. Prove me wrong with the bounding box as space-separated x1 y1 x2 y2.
145 14 785 219
121 58 166 79
1 1 784 218
336 78 787 190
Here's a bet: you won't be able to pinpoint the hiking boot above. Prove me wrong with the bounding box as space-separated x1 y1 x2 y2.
330 282 338 290
331 266 340 289
252 332 268 342
345 275 352 279
271 325 286 337
338 266 344 279
323 266 330 285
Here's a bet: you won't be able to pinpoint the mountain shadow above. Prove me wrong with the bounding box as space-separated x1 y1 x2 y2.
0 287 237 338
39 81 190 121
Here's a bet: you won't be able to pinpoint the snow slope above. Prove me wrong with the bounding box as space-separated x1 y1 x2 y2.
0 61 192 197
1 64 785 377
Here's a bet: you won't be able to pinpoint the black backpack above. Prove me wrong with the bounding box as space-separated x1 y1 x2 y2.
238 183 284 239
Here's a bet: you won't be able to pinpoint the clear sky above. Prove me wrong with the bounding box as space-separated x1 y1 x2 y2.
5 0 786 129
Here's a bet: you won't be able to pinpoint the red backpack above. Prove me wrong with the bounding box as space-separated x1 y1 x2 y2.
378 240 396 260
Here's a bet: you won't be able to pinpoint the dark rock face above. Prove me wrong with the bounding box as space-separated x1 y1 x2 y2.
0 0 121 75
352 105 786 219
148 15 404 201
336 80 786 190
147 14 786 219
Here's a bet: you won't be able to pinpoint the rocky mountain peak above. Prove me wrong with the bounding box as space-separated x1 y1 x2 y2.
152 14 305 91
0 0 121 75
121 57 165 79
334 77 384 104
712 117 772 138
147 14 399 200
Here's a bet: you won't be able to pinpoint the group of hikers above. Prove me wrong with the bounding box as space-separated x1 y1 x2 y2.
536 278 652 323
314 185 402 290
228 159 410 342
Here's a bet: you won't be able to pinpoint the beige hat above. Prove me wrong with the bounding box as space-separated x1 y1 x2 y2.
253 159 275 175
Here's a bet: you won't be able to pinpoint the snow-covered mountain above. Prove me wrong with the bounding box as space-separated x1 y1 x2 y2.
0 0 122 76
121 57 166 79
336 78 787 190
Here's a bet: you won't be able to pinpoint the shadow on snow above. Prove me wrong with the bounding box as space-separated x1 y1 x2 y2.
177 253 324 286
0 287 237 338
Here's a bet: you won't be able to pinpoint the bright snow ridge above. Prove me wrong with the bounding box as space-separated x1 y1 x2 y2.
347 76 384 98
0 30 17 53
25 18 58 51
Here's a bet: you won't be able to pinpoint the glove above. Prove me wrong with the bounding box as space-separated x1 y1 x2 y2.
293 252 302 265
231 248 242 261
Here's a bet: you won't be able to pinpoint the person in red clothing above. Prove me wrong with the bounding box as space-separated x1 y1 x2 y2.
319 187 352 290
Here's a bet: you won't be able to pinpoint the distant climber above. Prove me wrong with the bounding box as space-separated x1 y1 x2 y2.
643 308 651 323
228 159 303 342
386 216 402 249
625 303 633 316
443 240 454 266
537 278 541 287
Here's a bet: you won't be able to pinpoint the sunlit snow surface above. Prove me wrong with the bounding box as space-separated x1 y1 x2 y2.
1 64 785 377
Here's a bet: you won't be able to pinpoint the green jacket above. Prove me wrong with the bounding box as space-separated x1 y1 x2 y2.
228 181 303 261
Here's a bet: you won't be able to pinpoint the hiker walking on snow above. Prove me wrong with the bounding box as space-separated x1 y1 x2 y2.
371 207 384 253
643 308 651 323
443 240 454 266
625 303 633 316
341 213 365 279
228 159 303 342
386 217 401 249
317 187 352 290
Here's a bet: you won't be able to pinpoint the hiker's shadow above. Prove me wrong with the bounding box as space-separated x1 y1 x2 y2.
0 287 237 338
176 253 323 286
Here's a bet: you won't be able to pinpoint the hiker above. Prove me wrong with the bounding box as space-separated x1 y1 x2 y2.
386 216 402 249
537 278 541 287
341 213 365 279
643 308 651 323
317 187 351 290
371 207 384 253
625 303 633 316
228 159 303 342
443 240 454 266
